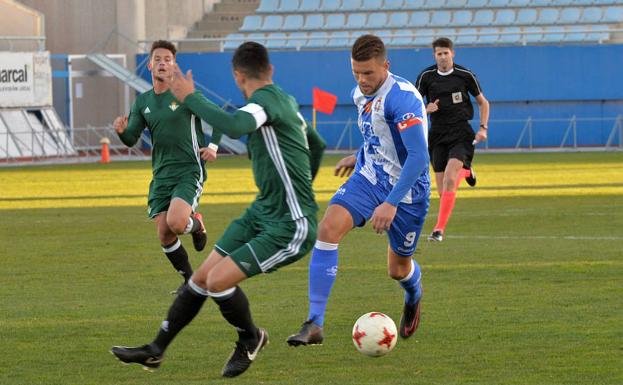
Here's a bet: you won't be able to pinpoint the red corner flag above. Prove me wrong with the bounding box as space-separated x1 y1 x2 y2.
312 87 337 115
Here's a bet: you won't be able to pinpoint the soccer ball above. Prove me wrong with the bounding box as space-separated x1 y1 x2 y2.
352 312 397 357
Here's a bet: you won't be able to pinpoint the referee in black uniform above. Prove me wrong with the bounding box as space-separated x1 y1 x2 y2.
415 37 490 242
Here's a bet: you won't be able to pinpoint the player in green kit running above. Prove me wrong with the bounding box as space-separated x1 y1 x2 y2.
111 41 326 378
113 40 222 293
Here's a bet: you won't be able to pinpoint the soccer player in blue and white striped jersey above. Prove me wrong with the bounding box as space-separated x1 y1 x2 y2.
288 34 431 345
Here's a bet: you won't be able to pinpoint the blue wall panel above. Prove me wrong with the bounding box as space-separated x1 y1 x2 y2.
137 44 623 148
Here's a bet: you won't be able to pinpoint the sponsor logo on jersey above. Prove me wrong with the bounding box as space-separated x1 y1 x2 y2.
364 100 373 114
397 116 423 131
240 261 252 271
144 106 151 114
169 101 179 111
401 112 416 121
335 187 346 195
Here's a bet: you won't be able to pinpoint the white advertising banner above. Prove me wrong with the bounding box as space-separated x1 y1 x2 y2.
0 51 52 107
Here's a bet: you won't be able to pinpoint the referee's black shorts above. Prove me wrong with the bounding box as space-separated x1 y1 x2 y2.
428 121 475 173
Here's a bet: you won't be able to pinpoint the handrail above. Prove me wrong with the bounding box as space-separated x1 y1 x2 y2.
0 35 46 50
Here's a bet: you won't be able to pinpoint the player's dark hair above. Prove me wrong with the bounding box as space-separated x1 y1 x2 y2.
432 37 454 50
150 40 177 57
351 34 386 62
232 41 271 79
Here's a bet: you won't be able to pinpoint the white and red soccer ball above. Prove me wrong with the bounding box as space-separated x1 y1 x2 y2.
352 312 397 357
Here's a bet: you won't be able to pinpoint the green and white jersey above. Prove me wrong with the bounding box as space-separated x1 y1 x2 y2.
119 89 221 181
185 84 323 222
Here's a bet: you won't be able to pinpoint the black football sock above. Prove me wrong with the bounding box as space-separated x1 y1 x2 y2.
152 282 208 352
212 286 259 343
162 238 193 282
190 216 202 233
184 216 202 234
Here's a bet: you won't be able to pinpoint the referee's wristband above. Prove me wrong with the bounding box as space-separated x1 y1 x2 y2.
479 124 488 130
208 143 219 151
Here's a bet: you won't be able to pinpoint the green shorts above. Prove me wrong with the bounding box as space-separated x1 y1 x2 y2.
147 173 203 218
214 208 317 277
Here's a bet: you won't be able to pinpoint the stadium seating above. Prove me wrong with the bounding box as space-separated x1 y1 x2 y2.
260 15 283 31
303 14 324 30
225 0 623 50
285 31 309 49
299 0 321 12
517 9 538 25
283 14 305 31
266 32 288 48
368 13 388 29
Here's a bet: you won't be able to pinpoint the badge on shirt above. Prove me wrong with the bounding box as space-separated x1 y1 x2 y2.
452 92 463 104
374 96 383 112
169 101 179 111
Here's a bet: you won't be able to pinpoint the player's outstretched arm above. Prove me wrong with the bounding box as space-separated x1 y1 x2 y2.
184 93 257 139
167 64 258 139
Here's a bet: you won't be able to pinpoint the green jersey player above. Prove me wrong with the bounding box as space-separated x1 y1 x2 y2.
113 40 222 293
111 42 326 378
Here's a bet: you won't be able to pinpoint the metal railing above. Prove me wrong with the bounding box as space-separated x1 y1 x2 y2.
0 126 148 165
0 123 250 165
328 115 623 152
0 36 46 51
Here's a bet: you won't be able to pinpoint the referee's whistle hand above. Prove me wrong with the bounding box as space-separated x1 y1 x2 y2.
426 99 440 114
473 129 487 145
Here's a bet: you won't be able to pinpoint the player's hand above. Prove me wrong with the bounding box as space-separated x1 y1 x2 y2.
199 146 218 162
426 99 440 114
370 202 398 234
334 155 356 177
472 128 488 145
113 116 128 134
168 64 195 103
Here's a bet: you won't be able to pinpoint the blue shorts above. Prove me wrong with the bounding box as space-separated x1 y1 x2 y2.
329 172 429 257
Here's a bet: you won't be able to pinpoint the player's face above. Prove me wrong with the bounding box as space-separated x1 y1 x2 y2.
433 47 455 72
148 48 176 82
351 57 389 96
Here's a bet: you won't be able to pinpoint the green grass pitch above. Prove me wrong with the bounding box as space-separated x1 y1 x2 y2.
1 152 622 385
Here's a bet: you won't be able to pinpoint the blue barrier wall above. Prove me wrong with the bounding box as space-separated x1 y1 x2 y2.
138 44 623 149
